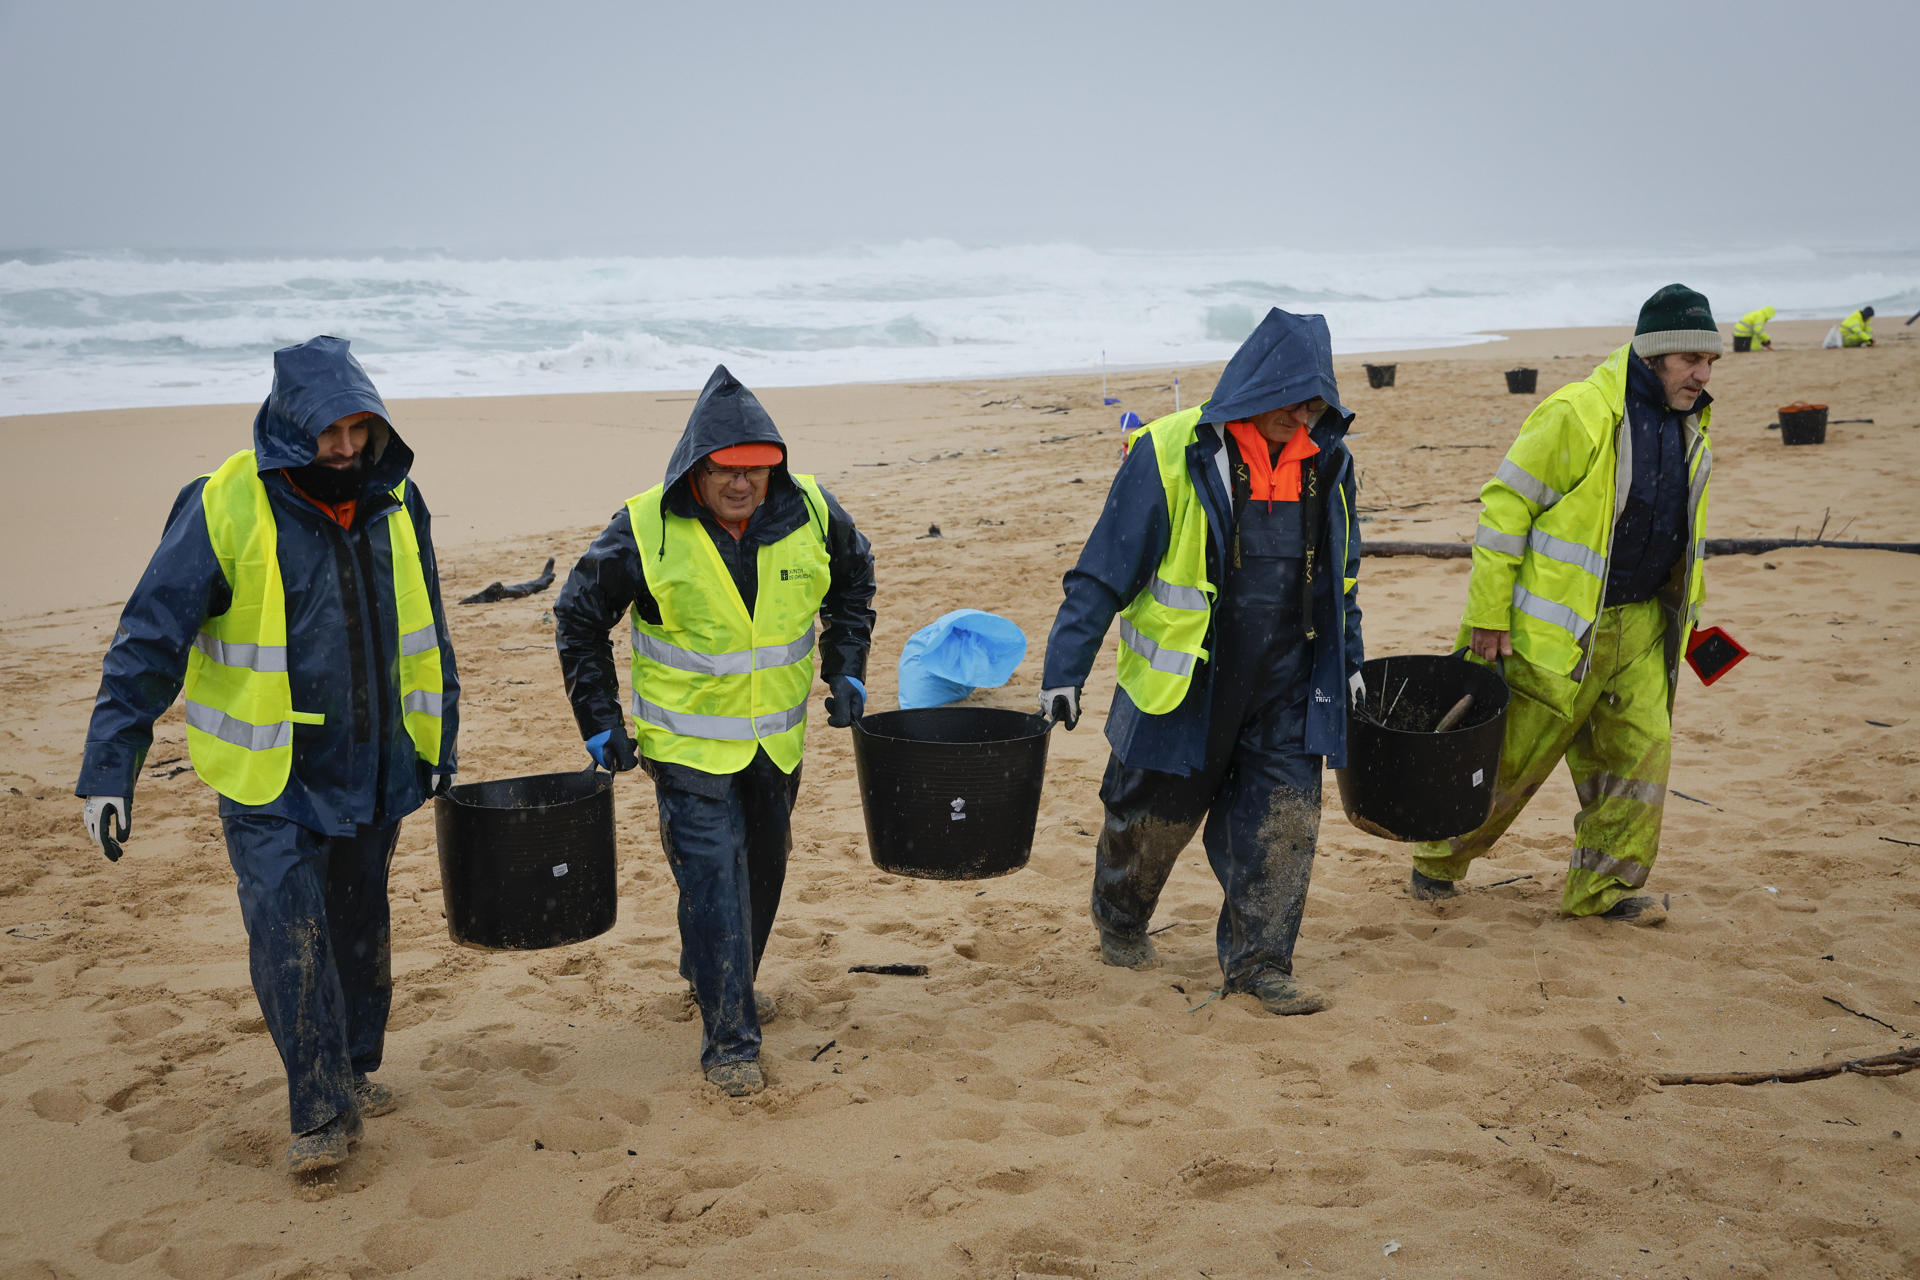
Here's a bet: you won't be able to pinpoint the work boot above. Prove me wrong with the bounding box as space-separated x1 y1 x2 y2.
285 1106 363 1175
353 1075 397 1118
1597 895 1667 927
1243 971 1331 1017
705 1060 766 1097
1096 925 1159 969
1409 869 1459 901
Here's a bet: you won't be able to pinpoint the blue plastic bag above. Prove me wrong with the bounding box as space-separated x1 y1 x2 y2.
896 609 1029 709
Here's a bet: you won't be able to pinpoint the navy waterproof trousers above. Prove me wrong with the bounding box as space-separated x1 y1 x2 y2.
1091 551 1323 989
221 813 398 1135
652 750 800 1070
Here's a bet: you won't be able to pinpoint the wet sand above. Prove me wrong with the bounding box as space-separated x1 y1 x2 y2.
2 319 1917 1277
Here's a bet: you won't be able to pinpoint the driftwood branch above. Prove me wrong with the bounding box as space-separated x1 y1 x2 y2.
1656 1045 1920 1087
1363 539 1920 560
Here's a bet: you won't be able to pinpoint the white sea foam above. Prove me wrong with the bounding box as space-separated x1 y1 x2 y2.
1 242 1914 416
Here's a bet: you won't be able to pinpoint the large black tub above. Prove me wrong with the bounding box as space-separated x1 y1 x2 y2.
1335 653 1509 843
852 707 1049 880
434 768 618 949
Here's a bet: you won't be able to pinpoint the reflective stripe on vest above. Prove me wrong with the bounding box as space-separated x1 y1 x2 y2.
1115 409 1216 715
182 451 443 805
625 473 831 774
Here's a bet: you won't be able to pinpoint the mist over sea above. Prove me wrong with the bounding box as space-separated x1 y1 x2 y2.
3 241 1915 416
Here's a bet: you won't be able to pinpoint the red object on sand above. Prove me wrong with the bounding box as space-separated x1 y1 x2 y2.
1685 626 1748 686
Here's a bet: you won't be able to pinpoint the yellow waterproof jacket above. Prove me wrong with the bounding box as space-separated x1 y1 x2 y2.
1733 306 1774 347
624 475 831 774
1462 344 1712 715
1840 310 1874 346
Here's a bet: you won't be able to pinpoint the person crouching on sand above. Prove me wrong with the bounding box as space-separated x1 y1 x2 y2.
553 365 875 1097
1038 307 1364 1016
76 337 461 1174
1407 284 1720 925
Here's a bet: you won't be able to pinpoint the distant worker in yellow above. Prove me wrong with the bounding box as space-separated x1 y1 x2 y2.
1840 306 1875 347
1732 306 1774 352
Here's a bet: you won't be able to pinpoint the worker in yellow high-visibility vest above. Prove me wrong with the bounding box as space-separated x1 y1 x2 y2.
1733 305 1774 351
1408 285 1720 926
556 365 875 1097
77 337 460 1173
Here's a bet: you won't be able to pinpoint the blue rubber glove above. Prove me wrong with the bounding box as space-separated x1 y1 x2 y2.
585 727 640 772
824 675 866 727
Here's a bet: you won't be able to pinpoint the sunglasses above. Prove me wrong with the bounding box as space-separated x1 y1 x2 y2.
700 464 772 482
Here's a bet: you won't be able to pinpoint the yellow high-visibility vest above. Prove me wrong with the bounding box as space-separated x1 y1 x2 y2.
183 450 444 804
1116 409 1217 714
625 475 831 774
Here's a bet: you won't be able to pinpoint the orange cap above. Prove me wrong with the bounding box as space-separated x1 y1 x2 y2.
709 442 783 467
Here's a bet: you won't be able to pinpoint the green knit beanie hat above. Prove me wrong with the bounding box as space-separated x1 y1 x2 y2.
1633 283 1723 357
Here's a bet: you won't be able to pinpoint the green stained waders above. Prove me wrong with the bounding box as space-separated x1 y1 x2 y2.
1412 599 1671 916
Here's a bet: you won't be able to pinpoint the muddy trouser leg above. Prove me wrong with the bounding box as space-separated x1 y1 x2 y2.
1090 754 1220 942
1202 701 1325 989
222 812 357 1135
655 774 762 1070
1410 654 1597 885
1562 600 1671 915
739 752 800 972
325 822 399 1077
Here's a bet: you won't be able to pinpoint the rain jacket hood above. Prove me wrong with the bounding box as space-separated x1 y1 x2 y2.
251 336 394 472
662 365 789 496
1199 308 1348 427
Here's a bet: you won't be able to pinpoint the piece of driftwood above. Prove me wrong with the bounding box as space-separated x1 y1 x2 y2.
1362 540 1920 559
1656 1045 1920 1087
459 557 556 604
848 963 929 977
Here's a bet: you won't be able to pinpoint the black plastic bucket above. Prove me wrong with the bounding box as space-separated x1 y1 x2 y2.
1504 367 1538 394
1334 653 1509 843
1732 335 1752 353
1364 363 1397 389
434 768 618 949
1779 404 1828 445
852 707 1049 880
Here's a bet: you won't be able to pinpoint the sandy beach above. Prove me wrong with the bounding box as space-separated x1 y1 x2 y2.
2 319 1916 1278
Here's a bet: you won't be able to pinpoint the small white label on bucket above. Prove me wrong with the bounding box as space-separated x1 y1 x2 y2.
552 862 569 878
1472 769 1484 786
950 797 967 821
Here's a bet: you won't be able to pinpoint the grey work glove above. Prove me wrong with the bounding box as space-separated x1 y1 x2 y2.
1040 686 1081 730
83 795 131 862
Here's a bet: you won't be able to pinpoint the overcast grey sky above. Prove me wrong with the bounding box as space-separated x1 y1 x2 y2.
2 0 1912 256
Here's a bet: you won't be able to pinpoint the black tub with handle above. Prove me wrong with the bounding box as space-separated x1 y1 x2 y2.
852 706 1050 879
1504 367 1538 394
434 767 618 949
1334 652 1509 843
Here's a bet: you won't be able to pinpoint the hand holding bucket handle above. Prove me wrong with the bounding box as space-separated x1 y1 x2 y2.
584 726 641 772
824 675 866 728
1453 640 1506 681
1040 686 1080 731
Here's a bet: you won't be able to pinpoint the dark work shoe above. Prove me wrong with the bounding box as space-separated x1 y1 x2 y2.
1409 869 1459 901
1096 926 1159 969
286 1106 363 1174
353 1076 397 1118
1597 895 1667 927
705 1060 766 1097
1244 971 1330 1016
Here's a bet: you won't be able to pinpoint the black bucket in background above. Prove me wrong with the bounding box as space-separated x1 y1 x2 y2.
1334 653 1509 843
1504 367 1538 395
435 768 618 950
1364 363 1397 389
1732 335 1753 353
1779 404 1828 445
852 707 1049 880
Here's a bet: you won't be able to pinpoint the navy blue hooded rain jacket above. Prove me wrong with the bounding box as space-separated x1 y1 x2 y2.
1041 309 1364 773
76 337 461 834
